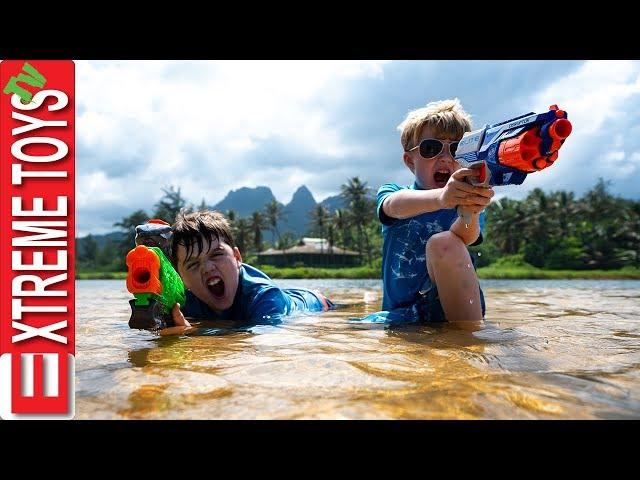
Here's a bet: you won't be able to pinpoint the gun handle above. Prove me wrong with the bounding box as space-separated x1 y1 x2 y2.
128 298 174 330
456 205 474 227
468 162 489 187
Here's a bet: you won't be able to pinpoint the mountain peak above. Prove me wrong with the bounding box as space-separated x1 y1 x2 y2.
290 185 316 204
213 186 276 217
232 185 272 195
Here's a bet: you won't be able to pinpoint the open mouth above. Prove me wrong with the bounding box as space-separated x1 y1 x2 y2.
433 169 451 187
207 277 225 298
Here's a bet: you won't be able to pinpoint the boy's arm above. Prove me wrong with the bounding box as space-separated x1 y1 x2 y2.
248 287 330 322
381 168 493 221
450 211 482 245
248 287 292 323
382 188 443 220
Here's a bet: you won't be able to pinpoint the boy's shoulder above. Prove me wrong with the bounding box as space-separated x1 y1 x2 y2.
377 182 411 195
240 263 279 291
377 183 412 210
240 263 294 304
240 264 294 321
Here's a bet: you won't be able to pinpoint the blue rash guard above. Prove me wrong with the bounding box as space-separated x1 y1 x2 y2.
358 181 485 324
180 263 333 325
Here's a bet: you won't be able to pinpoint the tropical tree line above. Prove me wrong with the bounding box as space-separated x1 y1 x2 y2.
76 178 380 271
473 179 640 270
76 178 640 272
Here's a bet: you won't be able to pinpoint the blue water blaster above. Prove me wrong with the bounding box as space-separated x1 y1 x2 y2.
454 104 572 187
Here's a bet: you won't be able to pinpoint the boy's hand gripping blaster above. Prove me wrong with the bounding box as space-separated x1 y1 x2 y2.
125 220 186 330
454 104 572 224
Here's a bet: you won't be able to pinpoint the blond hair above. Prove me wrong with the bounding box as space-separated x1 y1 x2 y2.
397 98 472 151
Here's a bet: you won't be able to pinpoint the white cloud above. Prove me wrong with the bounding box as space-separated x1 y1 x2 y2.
76 60 389 203
533 61 640 134
602 151 636 177
75 60 389 234
604 151 625 162
77 60 387 158
520 60 640 193
74 60 640 235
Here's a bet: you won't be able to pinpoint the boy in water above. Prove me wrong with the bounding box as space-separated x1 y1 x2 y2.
168 210 333 327
376 98 494 325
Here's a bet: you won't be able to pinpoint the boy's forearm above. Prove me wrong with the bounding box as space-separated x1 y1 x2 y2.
383 189 443 219
450 213 481 245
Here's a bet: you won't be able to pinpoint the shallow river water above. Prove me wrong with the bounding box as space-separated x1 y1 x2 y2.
75 279 640 419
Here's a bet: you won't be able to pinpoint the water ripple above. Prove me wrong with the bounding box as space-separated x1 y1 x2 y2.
74 279 640 419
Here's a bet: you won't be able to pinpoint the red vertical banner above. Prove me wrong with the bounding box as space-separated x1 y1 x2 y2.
0 60 75 419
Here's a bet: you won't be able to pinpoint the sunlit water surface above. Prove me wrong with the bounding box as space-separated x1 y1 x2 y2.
75 279 640 419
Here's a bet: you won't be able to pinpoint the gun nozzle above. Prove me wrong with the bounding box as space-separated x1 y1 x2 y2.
133 268 151 286
126 245 162 295
549 118 572 140
533 158 548 170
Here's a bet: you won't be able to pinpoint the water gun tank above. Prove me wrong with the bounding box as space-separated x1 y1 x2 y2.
134 219 173 257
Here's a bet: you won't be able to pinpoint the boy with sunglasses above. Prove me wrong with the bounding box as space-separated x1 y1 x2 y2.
376 98 494 325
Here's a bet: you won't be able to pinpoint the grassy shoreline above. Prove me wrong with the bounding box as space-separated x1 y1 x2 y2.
76 265 640 280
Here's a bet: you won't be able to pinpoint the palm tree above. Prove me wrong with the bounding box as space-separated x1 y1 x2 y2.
629 201 640 268
574 178 622 268
249 211 266 253
234 217 253 253
77 234 98 269
333 208 350 250
485 198 527 255
341 177 374 265
226 209 237 222
521 188 552 267
153 185 188 224
263 199 286 251
548 190 577 238
308 204 330 253
113 209 150 269
326 222 335 255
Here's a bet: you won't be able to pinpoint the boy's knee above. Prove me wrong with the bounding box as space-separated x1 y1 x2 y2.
426 231 465 262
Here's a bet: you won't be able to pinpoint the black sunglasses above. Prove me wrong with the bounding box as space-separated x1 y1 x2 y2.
406 138 459 159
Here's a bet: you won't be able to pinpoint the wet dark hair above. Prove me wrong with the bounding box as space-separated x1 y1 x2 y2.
171 209 236 267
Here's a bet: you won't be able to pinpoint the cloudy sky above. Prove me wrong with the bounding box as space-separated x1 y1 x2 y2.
75 60 640 237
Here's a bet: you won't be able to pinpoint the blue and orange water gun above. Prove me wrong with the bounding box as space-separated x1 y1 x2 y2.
454 104 572 223
455 104 572 185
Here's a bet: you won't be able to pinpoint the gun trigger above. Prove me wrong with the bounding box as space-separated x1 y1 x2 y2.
478 163 487 184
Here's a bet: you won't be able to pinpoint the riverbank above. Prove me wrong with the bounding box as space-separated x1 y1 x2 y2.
76 265 640 280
